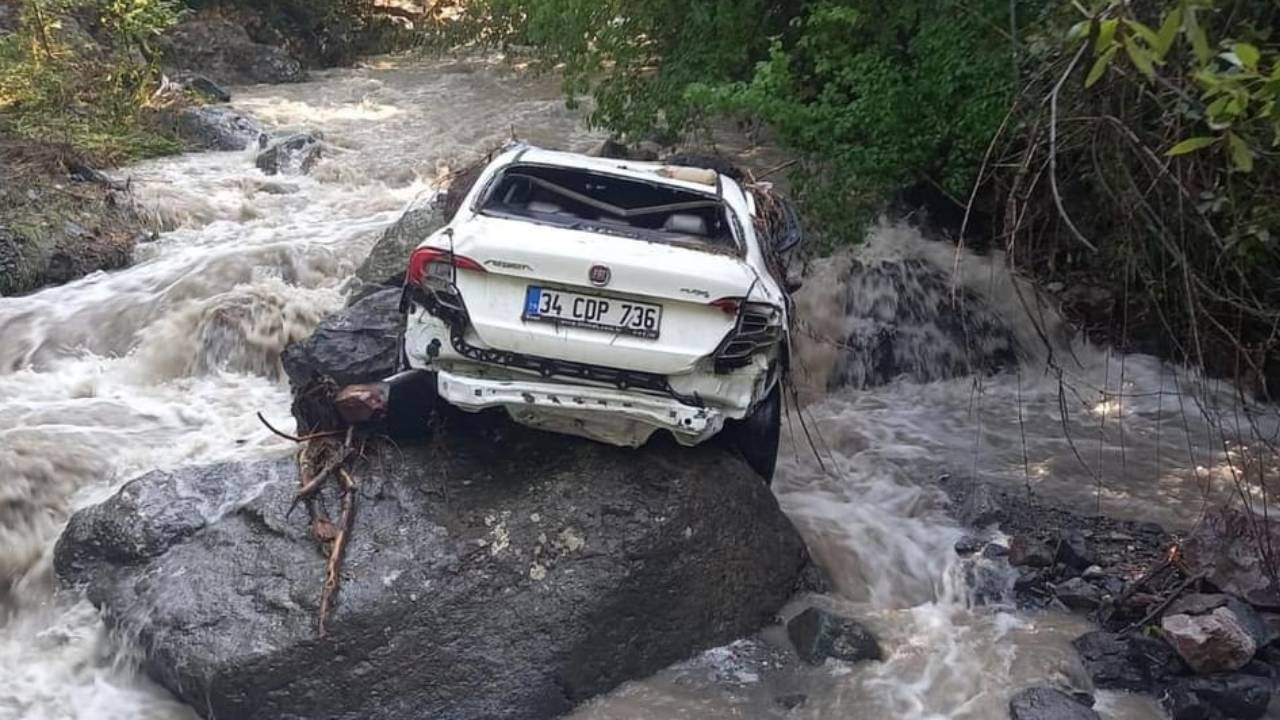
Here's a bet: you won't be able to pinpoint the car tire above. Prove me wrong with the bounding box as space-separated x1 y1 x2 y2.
729 383 781 484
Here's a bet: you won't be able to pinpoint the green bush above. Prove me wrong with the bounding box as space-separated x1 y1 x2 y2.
0 0 183 165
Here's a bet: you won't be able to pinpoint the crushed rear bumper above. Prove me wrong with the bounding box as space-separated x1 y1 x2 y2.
436 370 724 447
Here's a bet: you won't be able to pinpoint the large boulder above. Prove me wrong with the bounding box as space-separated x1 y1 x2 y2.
158 19 305 86
785 607 881 665
1073 631 1186 692
0 169 144 297
1159 674 1273 720
1162 605 1264 674
356 194 448 287
1008 687 1100 720
255 132 323 176
54 427 811 720
174 106 269 152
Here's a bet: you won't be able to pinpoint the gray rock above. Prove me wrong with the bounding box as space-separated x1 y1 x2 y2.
1008 687 1100 720
158 19 305 86
255 133 322 176
1183 509 1280 609
954 535 984 555
1073 631 1186 692
1054 577 1103 612
356 194 448 287
186 76 231 103
1010 535 1055 568
959 481 1005 527
1159 674 1273 720
1162 608 1260 674
55 430 810 720
1056 529 1096 570
175 106 268 151
1081 565 1106 580
786 607 882 665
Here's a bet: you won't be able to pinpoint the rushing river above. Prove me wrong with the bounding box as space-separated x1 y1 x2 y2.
1 55 1275 720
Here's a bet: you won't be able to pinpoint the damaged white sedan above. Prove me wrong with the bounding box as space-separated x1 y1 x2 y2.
398 145 795 480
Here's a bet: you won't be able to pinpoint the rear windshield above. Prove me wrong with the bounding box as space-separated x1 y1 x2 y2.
478 164 739 253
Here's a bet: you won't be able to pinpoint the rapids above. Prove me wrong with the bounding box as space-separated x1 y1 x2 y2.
1 55 1274 719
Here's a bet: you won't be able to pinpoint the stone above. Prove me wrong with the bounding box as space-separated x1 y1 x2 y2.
186 76 231 103
1010 535 1055 568
175 106 268 152
1081 565 1106 580
158 19 306 86
1162 608 1260 674
1008 687 1100 720
786 607 882 665
1159 674 1273 720
1056 529 1096 570
1183 509 1280 609
982 543 1009 559
1054 577 1103 612
1073 631 1186 691
355 193 448 287
958 481 1004 527
954 536 984 555
255 132 323 176
774 693 807 710
55 429 810 720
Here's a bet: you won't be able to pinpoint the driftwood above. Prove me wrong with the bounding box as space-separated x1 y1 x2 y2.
258 411 367 637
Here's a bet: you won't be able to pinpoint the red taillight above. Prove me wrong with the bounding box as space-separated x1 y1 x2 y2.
406 247 486 286
709 297 742 315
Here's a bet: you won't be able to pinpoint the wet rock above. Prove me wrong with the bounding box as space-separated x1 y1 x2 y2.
1081 565 1106 580
983 543 1009 559
281 288 407 432
185 75 231 103
1183 509 1280 609
0 177 142 296
1010 536 1055 568
774 693 807 710
955 535 984 555
1008 687 1100 720
786 607 882 665
1056 529 1096 571
1162 608 1260 674
958 481 1004 527
175 106 268 152
1054 577 1103 612
1073 631 1186 691
355 193 447 287
794 558 834 595
54 428 810 720
255 132 323 176
158 19 306 86
1159 674 1272 720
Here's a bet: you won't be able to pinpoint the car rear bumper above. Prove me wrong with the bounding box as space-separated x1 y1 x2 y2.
436 370 724 447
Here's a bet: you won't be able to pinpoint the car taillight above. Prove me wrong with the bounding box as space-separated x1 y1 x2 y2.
709 297 741 315
712 300 782 369
406 247 486 286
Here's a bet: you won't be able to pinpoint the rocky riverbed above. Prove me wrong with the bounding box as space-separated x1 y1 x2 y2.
5 49 1280 720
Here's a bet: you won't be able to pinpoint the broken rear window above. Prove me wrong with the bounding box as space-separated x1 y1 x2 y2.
478 164 739 252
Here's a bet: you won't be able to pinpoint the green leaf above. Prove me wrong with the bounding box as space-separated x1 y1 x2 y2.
1086 45 1117 88
1155 6 1182 59
1125 19 1159 49
1234 43 1260 70
1067 20 1090 44
1124 35 1156 80
1226 132 1254 172
1184 9 1212 64
1096 18 1118 52
1166 136 1217 156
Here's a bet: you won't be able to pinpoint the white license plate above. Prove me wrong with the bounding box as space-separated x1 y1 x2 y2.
523 286 661 339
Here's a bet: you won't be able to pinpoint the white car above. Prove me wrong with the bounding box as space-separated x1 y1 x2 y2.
399 144 794 480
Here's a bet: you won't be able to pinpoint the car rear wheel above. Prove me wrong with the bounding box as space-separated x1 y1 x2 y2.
729 383 781 484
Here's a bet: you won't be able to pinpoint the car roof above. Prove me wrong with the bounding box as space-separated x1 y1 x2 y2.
507 146 738 199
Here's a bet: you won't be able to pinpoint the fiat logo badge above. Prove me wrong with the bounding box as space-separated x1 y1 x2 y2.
589 264 611 287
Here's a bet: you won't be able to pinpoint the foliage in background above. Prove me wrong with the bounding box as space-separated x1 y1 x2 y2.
985 0 1278 395
443 0 1038 246
0 0 182 164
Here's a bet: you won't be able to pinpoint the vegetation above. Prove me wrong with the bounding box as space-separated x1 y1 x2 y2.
0 0 183 165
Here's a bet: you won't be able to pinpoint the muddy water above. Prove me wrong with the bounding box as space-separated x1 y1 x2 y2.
0 55 1272 719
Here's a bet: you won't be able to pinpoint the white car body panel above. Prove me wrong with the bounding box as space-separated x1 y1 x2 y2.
402 144 789 447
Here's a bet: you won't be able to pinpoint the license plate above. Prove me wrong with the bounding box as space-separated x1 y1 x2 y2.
523 286 661 339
